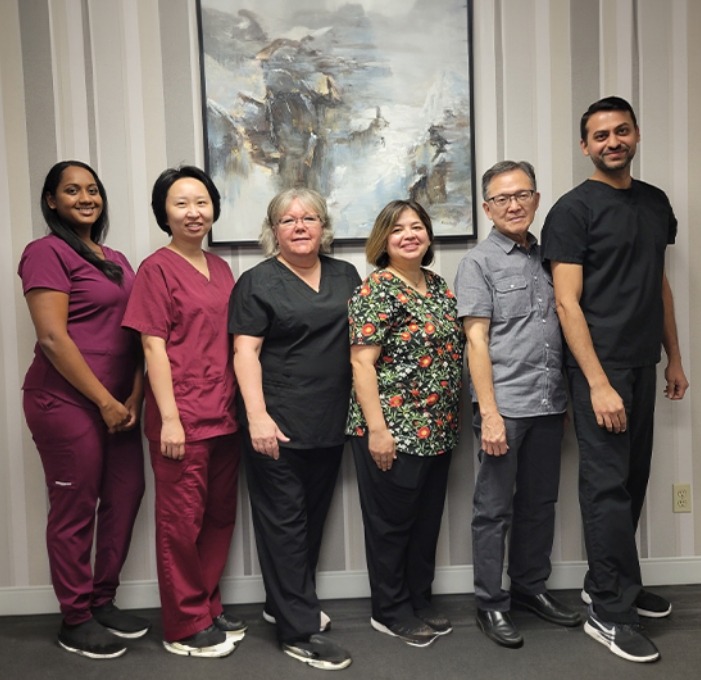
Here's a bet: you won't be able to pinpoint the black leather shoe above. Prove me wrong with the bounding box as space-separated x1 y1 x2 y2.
476 609 523 648
510 590 582 627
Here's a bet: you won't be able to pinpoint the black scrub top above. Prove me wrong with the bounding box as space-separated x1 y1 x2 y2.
229 255 361 449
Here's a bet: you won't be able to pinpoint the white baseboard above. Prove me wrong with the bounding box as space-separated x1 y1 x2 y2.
2 557 699 617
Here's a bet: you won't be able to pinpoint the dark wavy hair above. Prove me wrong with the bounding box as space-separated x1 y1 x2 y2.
41 160 123 283
151 165 221 235
580 96 638 142
365 199 435 268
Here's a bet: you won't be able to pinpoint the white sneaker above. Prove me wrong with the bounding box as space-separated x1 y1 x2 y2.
262 609 331 632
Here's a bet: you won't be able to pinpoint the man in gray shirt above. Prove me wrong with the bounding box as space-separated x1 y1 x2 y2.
454 160 581 648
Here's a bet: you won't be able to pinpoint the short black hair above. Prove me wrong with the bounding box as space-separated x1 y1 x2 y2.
580 96 638 142
151 165 221 234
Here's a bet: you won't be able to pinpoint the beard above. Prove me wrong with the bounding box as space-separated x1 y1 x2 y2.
590 146 636 174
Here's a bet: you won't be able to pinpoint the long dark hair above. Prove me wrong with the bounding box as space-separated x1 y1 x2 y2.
41 160 123 283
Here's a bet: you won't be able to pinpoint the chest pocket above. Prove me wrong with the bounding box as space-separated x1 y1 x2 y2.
494 275 530 319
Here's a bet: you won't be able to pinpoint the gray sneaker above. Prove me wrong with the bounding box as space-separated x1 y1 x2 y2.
370 616 438 647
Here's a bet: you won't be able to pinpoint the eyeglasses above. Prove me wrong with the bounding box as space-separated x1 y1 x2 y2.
277 215 322 228
486 190 536 209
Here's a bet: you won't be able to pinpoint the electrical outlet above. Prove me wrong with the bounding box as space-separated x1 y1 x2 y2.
673 483 692 513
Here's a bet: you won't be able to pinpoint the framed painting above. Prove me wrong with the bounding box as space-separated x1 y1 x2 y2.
197 0 476 245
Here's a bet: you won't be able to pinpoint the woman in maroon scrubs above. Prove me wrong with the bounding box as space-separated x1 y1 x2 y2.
123 166 243 658
19 160 149 659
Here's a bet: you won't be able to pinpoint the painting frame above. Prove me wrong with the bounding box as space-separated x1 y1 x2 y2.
197 0 477 246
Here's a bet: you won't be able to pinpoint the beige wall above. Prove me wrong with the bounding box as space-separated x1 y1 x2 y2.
1 0 699 615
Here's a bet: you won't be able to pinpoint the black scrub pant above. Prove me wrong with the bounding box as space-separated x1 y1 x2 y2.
568 365 656 624
243 432 344 643
351 435 452 627
471 409 564 611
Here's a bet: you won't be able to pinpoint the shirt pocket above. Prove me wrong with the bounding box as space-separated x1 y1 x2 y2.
494 275 530 319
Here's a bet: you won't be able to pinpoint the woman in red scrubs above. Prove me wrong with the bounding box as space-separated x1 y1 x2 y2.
20 160 149 659
123 166 243 658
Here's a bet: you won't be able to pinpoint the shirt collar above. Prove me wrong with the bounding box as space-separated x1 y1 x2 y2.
487 226 538 253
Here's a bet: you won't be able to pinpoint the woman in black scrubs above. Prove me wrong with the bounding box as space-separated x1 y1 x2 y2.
228 188 360 671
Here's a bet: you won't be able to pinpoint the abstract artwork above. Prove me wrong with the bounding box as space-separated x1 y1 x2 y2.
198 0 475 245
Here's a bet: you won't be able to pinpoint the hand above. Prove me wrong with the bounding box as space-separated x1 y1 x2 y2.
590 383 627 433
99 398 132 434
368 428 396 471
117 391 143 432
160 417 186 459
480 411 508 456
664 360 689 400
248 413 290 460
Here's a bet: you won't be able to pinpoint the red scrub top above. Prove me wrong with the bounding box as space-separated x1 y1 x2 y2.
18 234 140 408
122 247 237 443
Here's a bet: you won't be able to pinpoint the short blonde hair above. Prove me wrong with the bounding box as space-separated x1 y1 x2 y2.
365 199 435 267
259 188 334 257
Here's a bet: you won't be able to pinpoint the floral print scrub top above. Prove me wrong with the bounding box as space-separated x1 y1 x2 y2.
347 269 465 456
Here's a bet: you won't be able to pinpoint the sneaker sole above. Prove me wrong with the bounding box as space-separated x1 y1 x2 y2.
162 638 236 658
583 621 660 663
283 646 352 670
105 626 150 639
221 629 247 642
58 639 127 659
581 590 672 619
370 617 437 648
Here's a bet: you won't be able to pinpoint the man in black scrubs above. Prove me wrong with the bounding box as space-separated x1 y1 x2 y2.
542 96 689 664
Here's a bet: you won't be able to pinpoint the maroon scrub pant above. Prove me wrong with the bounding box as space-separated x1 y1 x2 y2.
23 390 145 625
149 432 241 642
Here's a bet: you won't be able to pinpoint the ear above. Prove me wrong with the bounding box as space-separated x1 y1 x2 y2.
579 139 590 157
45 193 57 209
533 192 541 211
482 201 492 221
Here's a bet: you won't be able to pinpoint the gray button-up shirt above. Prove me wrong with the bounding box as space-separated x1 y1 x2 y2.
454 227 567 417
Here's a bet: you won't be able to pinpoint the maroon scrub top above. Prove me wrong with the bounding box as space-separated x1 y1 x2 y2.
18 234 140 409
122 247 237 443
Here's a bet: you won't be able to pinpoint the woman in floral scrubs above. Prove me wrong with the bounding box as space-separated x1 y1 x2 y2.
347 199 465 649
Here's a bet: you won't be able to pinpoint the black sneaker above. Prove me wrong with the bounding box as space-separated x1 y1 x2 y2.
584 607 660 663
91 601 151 639
370 616 438 647
635 590 672 618
581 589 672 618
213 612 248 641
58 618 127 659
415 606 453 635
282 634 352 670
163 625 236 658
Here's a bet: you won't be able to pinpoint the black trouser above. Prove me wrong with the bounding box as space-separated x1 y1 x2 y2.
351 436 452 626
568 365 656 624
471 409 564 611
243 433 344 643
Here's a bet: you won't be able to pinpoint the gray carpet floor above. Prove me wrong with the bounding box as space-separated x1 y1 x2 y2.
2 586 700 679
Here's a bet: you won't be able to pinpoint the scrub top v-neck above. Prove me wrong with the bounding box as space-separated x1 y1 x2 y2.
123 246 237 442
229 255 361 449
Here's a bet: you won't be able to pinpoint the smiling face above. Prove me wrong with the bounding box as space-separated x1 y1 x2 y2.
385 208 431 267
45 165 104 236
482 169 539 246
581 109 639 178
274 197 323 261
164 177 214 246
